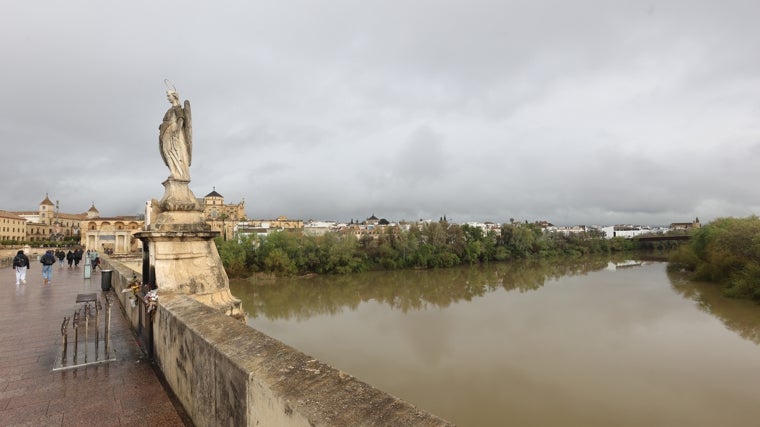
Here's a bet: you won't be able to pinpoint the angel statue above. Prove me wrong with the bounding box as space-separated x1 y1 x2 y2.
159 80 192 181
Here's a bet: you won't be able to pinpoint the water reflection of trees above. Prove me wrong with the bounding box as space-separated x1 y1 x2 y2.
230 255 625 321
669 271 760 345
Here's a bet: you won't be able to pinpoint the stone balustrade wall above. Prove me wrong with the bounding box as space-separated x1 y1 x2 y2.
102 257 454 427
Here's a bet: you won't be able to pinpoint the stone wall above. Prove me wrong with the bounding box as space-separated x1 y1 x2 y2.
103 258 454 427
103 259 142 329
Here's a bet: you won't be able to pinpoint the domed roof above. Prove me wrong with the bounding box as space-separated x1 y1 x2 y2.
40 194 54 206
205 187 223 198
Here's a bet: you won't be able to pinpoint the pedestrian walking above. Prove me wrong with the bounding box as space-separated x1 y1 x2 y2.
56 249 65 267
73 249 83 267
12 250 30 285
66 250 74 268
40 250 56 285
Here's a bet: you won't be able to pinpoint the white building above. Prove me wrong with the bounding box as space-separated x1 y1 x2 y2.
303 221 339 236
600 225 653 239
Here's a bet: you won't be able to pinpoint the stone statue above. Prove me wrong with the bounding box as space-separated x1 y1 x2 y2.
140 81 243 320
159 81 192 181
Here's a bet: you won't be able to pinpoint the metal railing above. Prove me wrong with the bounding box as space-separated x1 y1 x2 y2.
53 293 117 371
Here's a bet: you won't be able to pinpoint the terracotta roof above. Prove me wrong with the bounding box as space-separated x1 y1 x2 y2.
0 210 26 220
83 216 142 222
40 195 54 206
9 211 37 216
205 189 223 198
57 212 88 220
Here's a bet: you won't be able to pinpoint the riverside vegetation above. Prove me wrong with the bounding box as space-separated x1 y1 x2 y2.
216 221 679 278
669 215 760 301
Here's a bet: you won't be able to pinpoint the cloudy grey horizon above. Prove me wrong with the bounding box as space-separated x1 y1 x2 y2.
3 1 759 227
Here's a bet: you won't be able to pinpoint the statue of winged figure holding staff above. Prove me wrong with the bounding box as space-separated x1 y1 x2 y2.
159 79 193 181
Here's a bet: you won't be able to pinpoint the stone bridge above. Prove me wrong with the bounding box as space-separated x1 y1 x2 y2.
104 255 453 426
635 235 691 242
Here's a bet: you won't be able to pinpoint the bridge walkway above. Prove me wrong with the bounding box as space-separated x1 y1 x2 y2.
0 262 189 426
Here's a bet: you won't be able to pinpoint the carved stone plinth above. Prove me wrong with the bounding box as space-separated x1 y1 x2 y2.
152 210 210 232
159 178 203 212
135 230 243 319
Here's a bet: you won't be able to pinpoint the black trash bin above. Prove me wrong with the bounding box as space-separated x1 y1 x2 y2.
101 270 113 291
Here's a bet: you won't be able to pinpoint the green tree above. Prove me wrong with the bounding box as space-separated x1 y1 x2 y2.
669 216 760 300
215 235 257 277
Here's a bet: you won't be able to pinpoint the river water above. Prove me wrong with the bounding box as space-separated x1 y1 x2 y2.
229 256 760 427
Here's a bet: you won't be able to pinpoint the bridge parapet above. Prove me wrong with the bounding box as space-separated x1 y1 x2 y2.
635 235 691 242
104 258 454 426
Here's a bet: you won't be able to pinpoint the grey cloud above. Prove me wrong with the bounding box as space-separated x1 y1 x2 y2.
2 0 760 225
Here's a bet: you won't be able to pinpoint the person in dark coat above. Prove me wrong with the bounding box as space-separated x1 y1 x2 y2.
55 250 65 267
40 250 56 285
13 250 30 285
73 249 83 267
66 250 74 268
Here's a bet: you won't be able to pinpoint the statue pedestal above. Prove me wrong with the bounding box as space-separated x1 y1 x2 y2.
136 224 243 320
159 178 203 212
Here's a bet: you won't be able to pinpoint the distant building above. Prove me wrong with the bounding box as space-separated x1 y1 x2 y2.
3 191 265 252
0 210 27 242
81 203 143 254
600 225 653 239
365 214 380 226
669 217 701 231
235 216 304 240
303 221 339 236
11 194 84 242
464 222 501 234
201 188 246 240
5 195 144 254
546 225 588 235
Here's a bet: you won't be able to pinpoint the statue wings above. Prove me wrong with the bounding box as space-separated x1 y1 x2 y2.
184 99 192 166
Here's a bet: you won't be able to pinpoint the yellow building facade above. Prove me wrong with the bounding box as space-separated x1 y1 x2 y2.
81 204 143 253
11 195 85 243
0 211 27 242
201 188 246 240
4 191 265 250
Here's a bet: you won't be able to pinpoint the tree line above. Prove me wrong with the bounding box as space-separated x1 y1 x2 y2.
217 221 676 277
669 215 760 301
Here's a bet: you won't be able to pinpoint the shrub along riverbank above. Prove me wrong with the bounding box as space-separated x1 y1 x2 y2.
669 216 760 301
216 221 681 278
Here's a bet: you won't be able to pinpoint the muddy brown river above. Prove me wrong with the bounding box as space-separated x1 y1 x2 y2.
230 256 760 427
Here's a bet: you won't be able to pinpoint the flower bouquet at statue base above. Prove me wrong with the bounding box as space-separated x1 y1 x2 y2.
122 278 142 308
143 289 159 314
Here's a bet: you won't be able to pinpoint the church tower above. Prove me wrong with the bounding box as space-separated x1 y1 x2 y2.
39 194 55 225
87 203 100 219
203 187 225 220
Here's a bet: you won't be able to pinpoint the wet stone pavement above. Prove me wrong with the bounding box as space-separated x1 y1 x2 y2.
0 262 190 426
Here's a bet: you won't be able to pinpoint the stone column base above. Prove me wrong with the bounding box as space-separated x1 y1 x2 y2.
135 229 243 319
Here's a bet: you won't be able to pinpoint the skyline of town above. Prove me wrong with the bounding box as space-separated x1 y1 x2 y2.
1 192 704 230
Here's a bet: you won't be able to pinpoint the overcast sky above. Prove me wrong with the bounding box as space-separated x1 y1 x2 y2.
2 1 759 226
